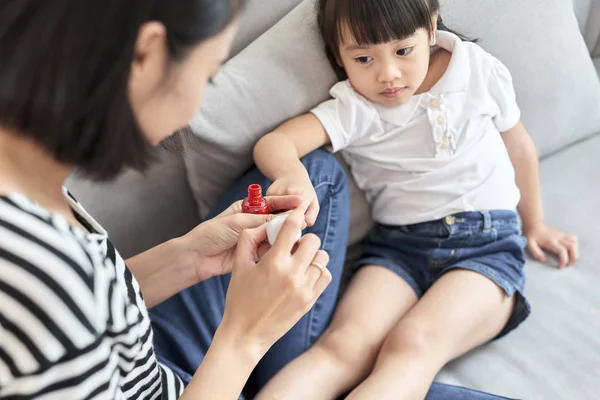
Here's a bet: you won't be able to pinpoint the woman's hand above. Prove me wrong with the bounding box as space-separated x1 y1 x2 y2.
181 195 304 282
524 223 579 269
219 208 332 358
267 167 319 226
182 209 331 399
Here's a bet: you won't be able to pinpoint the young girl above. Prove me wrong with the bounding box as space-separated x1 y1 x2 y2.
253 0 579 399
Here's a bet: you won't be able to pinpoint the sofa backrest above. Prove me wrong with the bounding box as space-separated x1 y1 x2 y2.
229 0 303 58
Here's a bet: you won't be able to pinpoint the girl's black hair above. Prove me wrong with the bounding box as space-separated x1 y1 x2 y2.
317 0 474 80
0 0 244 181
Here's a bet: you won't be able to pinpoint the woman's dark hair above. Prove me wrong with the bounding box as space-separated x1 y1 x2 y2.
317 0 474 80
0 0 244 181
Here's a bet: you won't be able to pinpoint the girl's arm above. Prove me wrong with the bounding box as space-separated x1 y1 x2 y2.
253 113 331 225
502 121 579 268
253 113 330 181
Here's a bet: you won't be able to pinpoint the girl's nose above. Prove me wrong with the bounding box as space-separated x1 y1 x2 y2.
377 61 402 83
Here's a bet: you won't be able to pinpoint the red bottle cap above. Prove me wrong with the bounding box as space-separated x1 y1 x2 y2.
242 184 270 214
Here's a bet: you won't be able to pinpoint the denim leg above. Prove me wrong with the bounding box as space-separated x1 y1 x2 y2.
252 149 350 389
150 149 350 390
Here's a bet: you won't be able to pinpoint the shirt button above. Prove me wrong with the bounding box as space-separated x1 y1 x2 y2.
441 137 449 149
436 115 446 125
445 215 456 225
429 98 440 108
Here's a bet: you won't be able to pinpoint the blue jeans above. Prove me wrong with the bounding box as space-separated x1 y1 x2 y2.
150 149 517 399
150 149 351 392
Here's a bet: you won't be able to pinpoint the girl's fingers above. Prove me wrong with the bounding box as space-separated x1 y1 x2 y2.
527 239 547 263
305 200 320 227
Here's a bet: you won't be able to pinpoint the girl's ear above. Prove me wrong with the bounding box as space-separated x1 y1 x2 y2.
430 12 440 46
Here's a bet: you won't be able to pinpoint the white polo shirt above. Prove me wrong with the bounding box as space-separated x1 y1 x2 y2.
311 31 522 225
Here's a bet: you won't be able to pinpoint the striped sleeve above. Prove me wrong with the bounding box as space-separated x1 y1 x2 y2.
0 195 183 399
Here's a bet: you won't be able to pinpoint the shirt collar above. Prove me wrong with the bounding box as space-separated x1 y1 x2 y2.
430 30 471 94
375 30 471 127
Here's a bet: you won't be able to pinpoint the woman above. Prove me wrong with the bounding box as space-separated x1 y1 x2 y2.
0 0 349 398
0 0 517 399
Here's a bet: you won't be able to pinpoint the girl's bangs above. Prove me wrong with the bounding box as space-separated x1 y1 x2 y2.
332 0 433 46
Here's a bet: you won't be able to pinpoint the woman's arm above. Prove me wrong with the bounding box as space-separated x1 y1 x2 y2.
179 326 261 399
127 195 304 308
502 121 579 268
181 210 332 399
126 237 197 309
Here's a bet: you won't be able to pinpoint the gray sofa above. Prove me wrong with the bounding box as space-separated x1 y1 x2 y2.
67 0 600 399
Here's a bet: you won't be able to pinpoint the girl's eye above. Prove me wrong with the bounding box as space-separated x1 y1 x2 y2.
356 56 373 64
397 47 414 56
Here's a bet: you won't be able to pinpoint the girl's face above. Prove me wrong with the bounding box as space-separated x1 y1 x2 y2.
129 22 238 146
338 25 435 108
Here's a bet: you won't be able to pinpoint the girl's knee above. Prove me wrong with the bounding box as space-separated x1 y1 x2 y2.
381 318 442 359
317 323 383 366
301 150 348 194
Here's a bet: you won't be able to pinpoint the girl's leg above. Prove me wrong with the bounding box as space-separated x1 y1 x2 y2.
250 148 351 389
150 149 350 391
257 266 419 400
346 269 516 400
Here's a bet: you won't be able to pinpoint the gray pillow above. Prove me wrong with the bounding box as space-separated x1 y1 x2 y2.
184 0 600 243
229 0 303 58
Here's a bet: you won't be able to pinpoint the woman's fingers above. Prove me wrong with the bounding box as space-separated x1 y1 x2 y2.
270 209 305 254
216 195 304 218
305 250 330 285
235 224 268 266
313 264 332 298
293 234 322 268
216 200 244 218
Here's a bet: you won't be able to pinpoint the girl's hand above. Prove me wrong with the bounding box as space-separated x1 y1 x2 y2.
267 168 319 226
524 223 579 269
220 209 332 359
182 195 304 282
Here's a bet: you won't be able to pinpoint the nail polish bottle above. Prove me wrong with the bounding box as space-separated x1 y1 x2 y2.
242 184 269 214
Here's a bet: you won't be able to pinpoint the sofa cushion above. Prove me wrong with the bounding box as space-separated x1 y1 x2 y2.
184 0 600 239
230 0 302 58
66 150 200 258
437 133 600 399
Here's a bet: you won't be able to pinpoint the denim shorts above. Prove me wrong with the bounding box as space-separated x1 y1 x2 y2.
354 210 531 338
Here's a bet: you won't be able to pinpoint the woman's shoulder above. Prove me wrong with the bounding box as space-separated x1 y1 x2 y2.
0 193 103 278
0 193 113 369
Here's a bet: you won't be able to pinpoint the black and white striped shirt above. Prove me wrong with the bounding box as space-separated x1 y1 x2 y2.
0 190 184 399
